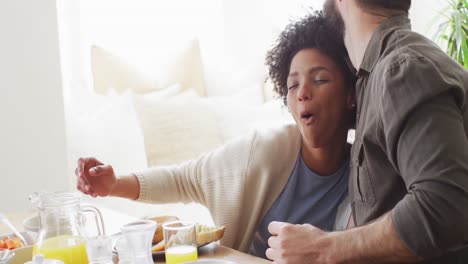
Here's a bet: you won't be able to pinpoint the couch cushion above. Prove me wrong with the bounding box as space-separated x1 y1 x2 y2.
91 39 206 96
133 90 222 166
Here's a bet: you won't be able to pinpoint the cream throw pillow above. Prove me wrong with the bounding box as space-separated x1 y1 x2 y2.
91 45 156 94
91 39 206 96
133 90 222 166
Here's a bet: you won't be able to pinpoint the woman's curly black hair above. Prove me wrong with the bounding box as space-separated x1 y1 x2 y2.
265 11 356 107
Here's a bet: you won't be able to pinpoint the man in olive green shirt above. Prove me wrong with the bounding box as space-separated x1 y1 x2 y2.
266 1 468 263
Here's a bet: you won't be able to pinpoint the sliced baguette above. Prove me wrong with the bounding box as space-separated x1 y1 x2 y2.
150 223 226 252
146 215 180 244
196 224 225 245
151 239 166 252
146 216 225 252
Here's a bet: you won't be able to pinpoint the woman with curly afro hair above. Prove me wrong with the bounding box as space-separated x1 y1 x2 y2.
257 10 356 260
75 11 356 261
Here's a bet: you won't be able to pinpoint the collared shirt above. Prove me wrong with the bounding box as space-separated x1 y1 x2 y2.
351 15 468 263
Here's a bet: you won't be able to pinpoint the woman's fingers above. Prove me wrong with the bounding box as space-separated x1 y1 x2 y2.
77 176 90 194
77 157 106 185
89 164 113 177
75 157 113 198
77 157 103 175
76 181 85 194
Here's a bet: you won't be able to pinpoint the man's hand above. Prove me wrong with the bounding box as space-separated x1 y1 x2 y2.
266 221 337 264
266 214 423 264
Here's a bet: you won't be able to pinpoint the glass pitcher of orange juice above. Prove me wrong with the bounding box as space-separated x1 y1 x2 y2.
29 192 105 264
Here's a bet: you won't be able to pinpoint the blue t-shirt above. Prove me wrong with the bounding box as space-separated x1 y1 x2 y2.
249 154 350 259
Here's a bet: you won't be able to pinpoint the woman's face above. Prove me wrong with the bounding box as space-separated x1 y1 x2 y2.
287 48 353 148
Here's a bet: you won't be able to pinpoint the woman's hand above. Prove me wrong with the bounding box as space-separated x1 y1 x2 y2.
75 157 117 198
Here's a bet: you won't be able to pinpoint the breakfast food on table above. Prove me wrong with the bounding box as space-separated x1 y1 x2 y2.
151 239 166 252
0 236 24 250
195 224 225 245
146 215 180 244
147 216 225 252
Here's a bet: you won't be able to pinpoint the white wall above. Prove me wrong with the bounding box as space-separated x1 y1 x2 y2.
410 0 448 37
212 0 448 96
204 0 323 95
0 0 69 213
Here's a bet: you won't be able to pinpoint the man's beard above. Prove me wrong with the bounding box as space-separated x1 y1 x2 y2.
323 0 345 39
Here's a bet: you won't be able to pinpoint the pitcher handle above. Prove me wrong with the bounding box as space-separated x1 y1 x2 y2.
81 204 106 236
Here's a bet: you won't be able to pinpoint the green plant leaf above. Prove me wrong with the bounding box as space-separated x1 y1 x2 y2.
432 21 449 42
461 33 468 66
447 31 457 59
431 0 468 68
454 10 463 59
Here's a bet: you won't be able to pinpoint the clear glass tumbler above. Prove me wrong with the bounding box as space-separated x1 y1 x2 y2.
85 236 113 264
115 237 133 264
163 221 198 264
120 220 156 264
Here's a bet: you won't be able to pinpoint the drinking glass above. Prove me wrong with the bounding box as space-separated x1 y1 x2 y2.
85 236 113 264
120 220 156 264
163 221 198 264
115 237 133 264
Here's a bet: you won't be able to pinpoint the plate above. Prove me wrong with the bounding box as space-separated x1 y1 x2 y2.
183 260 236 264
152 243 209 257
111 234 209 258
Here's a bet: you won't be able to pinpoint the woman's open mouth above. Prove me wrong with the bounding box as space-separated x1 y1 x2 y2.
300 111 317 125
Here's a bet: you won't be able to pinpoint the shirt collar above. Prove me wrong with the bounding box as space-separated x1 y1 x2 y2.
358 15 411 76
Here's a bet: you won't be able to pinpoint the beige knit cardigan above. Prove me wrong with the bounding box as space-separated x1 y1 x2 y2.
136 124 349 253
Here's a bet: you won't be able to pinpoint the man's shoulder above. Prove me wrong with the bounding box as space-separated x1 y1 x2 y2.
376 29 468 92
378 29 457 74
368 29 468 131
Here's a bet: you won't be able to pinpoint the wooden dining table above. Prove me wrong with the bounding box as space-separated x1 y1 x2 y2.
2 208 271 264
153 243 271 263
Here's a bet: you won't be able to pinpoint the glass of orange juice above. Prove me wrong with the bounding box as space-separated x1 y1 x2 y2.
163 221 198 264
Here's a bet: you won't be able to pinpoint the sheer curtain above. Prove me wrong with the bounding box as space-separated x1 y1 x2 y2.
56 0 443 113
55 0 324 219
56 0 324 106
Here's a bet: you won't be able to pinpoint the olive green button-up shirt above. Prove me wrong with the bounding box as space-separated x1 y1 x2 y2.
351 15 468 263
